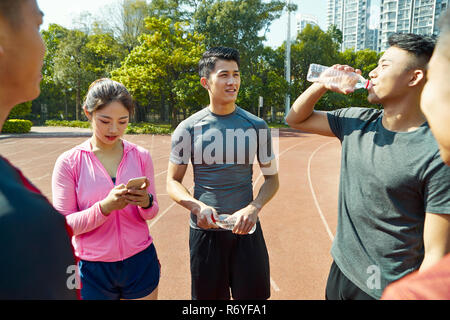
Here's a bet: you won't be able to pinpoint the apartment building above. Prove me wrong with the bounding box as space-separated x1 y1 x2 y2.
327 0 378 51
378 0 449 52
296 13 319 34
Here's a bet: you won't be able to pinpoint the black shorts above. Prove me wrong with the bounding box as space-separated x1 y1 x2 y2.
325 261 376 300
189 221 270 300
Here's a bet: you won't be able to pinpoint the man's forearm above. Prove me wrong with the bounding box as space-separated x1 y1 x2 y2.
286 83 327 126
251 174 279 212
167 179 203 214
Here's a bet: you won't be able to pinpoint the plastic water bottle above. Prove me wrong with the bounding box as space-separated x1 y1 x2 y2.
307 63 371 91
213 214 256 234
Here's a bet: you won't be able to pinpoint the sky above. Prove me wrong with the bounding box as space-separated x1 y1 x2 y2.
36 0 329 49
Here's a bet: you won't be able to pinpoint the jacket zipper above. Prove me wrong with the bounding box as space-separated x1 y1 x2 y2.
114 148 128 261
91 142 129 261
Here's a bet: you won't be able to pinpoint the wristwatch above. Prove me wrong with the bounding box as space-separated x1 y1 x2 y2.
142 193 153 209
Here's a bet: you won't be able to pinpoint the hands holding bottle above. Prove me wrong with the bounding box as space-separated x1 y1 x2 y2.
192 203 220 230
308 64 370 95
226 203 259 235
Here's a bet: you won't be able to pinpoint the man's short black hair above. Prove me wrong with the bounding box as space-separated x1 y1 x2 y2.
0 0 26 27
388 33 436 68
199 47 240 79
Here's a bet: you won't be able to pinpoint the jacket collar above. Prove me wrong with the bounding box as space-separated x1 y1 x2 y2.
76 138 135 154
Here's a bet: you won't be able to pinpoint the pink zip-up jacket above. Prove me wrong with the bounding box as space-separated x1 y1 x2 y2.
52 139 159 262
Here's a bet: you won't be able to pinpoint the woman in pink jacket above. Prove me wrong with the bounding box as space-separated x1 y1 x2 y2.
52 78 160 300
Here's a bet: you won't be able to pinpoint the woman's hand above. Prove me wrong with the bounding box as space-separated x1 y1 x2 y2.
124 178 151 208
99 184 129 216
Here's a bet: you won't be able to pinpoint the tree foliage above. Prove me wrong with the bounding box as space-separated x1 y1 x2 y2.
111 17 206 127
33 0 381 127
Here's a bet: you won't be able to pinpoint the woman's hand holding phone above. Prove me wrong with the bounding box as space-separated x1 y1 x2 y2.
125 177 151 208
99 184 129 216
99 177 151 215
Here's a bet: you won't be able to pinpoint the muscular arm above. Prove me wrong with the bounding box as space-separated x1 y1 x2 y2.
252 160 280 210
285 83 335 137
420 212 450 271
286 64 361 137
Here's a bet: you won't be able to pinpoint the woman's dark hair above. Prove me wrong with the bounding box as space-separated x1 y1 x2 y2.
198 47 240 79
388 33 436 68
84 78 134 116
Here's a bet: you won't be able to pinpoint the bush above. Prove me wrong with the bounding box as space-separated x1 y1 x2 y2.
45 120 91 128
126 123 172 135
44 120 173 135
1 119 33 133
8 101 32 119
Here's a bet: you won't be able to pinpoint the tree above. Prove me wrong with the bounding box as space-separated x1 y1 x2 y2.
112 17 206 127
52 29 122 120
33 24 71 122
85 33 128 75
237 46 288 120
99 0 153 53
193 0 285 75
53 30 93 120
289 24 341 110
339 48 381 109
327 24 343 46
190 0 286 115
147 0 193 22
8 102 32 119
287 24 380 111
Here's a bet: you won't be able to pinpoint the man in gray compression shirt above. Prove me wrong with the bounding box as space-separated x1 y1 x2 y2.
167 47 279 300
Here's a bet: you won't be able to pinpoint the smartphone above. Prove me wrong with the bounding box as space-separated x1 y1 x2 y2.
126 177 148 190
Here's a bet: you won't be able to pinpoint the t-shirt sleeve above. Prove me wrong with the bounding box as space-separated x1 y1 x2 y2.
257 120 275 165
169 120 191 165
327 107 379 141
423 153 450 214
327 108 349 141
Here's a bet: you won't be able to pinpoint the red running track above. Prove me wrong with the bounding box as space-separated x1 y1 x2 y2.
0 129 341 299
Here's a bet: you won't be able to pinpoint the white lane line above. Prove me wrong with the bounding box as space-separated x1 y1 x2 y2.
270 278 281 292
253 138 321 188
148 185 194 229
150 135 154 154
253 138 321 293
307 141 335 242
154 170 168 178
148 202 177 229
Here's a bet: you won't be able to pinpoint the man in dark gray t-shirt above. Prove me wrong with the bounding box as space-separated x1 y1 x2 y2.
287 33 450 299
327 107 450 299
167 47 279 300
